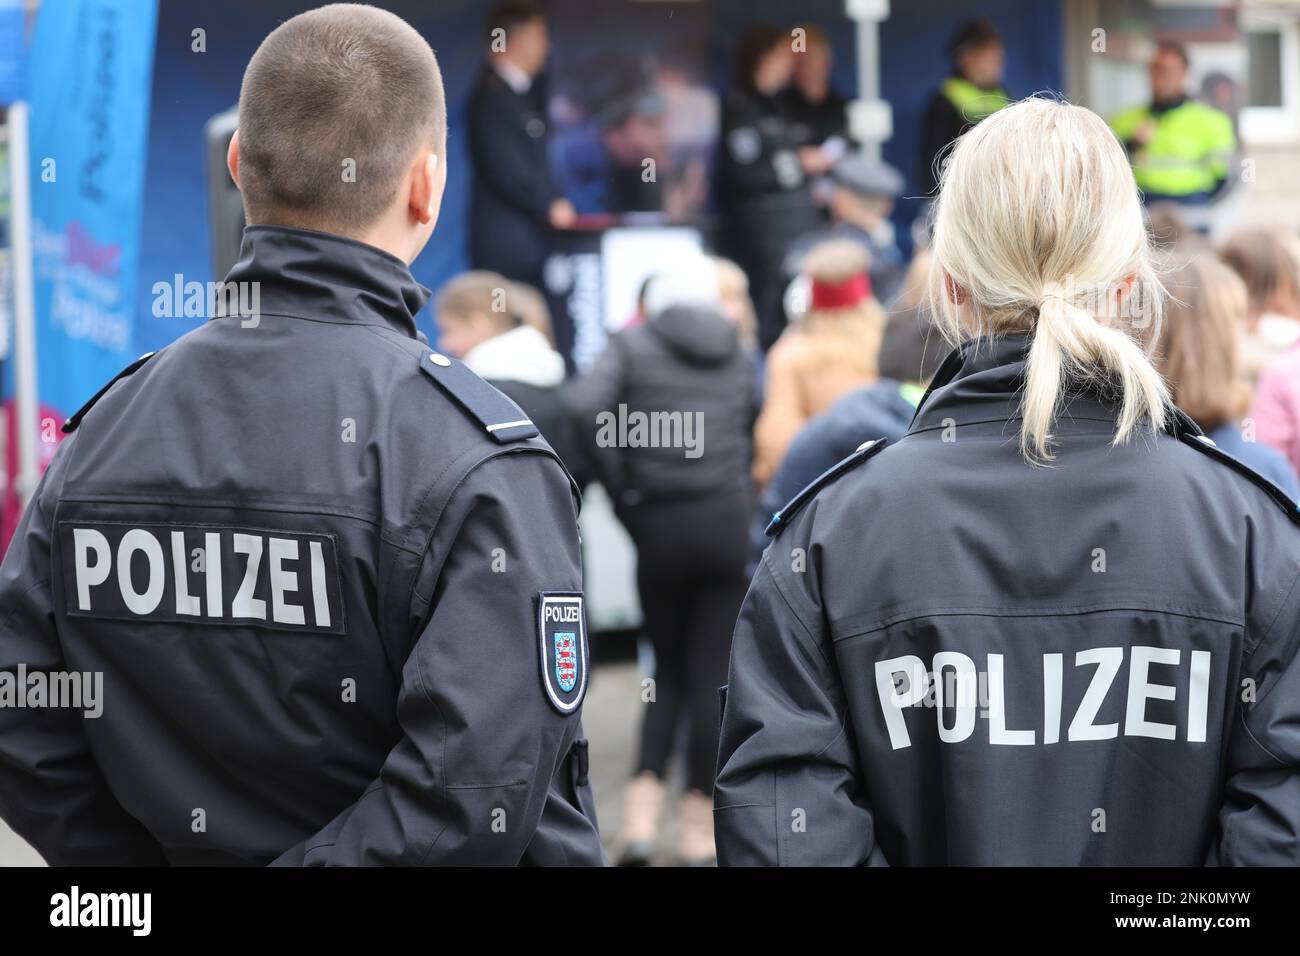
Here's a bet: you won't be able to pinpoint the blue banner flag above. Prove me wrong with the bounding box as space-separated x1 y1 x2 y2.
26 0 158 418
0 0 24 106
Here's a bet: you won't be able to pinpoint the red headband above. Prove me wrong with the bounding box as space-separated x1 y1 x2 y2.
810 272 871 310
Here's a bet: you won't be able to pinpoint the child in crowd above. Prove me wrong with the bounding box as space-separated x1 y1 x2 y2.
752 239 885 487
1219 227 1300 472
436 272 588 486
713 255 760 347
1218 225 1300 384
1158 255 1299 497
748 306 947 573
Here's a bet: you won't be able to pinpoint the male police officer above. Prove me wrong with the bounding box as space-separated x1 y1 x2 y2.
1111 42 1236 205
0 4 602 866
468 1 576 287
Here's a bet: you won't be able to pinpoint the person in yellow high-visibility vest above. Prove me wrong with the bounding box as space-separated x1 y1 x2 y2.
918 19 1011 197
1111 42 1237 204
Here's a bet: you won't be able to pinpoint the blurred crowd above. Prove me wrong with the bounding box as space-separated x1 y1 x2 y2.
448 2 1296 865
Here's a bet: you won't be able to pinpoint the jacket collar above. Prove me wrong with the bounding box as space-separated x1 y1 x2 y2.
1150 93 1188 116
910 334 1102 433
491 59 533 94
219 225 432 338
909 333 1202 439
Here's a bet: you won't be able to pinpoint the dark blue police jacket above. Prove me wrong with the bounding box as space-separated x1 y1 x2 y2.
467 68 559 284
0 225 603 866
717 334 1300 865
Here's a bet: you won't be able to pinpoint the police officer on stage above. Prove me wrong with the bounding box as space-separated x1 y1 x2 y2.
917 19 1009 198
716 99 1300 866
1111 42 1237 205
0 4 602 866
722 24 829 349
783 24 851 151
468 0 575 287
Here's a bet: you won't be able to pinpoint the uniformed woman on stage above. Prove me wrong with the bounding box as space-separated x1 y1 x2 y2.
720 24 828 349
715 97 1300 866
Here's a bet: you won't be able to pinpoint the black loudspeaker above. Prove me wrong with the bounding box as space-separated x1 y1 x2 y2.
203 106 244 281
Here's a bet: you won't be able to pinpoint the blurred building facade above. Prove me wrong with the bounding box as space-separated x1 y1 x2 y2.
1061 0 1300 228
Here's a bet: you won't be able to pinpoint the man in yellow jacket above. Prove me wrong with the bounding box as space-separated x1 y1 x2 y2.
1111 42 1236 204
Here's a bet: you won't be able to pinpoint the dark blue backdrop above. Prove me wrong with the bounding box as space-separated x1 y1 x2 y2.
134 0 1063 354
882 0 1065 245
137 0 485 353
135 0 865 353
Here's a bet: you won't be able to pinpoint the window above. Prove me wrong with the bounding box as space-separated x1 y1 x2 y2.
1240 12 1300 143
1247 29 1283 107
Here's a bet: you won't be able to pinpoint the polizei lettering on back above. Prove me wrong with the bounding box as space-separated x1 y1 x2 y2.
59 521 344 634
874 646 1213 750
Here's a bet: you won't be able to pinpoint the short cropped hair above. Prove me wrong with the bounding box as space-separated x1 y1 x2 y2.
487 1 544 39
237 4 446 234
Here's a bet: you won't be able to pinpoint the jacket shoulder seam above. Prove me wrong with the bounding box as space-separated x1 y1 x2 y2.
1254 564 1300 661
760 549 839 689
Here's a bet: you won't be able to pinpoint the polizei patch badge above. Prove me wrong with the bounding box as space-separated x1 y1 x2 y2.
538 592 587 714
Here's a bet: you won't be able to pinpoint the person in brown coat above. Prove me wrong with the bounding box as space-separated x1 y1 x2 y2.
753 239 885 487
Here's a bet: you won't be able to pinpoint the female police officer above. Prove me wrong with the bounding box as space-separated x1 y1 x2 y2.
714 98 1300 866
721 25 827 349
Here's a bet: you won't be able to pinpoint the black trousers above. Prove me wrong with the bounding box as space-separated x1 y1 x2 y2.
730 195 825 350
622 492 751 795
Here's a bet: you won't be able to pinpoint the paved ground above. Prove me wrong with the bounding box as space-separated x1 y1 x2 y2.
0 660 692 867
587 660 691 866
0 818 41 867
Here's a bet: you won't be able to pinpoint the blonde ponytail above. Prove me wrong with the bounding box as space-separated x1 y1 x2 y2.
1023 292 1169 461
924 97 1171 463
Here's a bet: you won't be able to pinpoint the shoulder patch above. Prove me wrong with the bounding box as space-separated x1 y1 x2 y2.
765 438 889 538
418 349 539 443
538 591 587 714
62 351 157 434
727 126 761 164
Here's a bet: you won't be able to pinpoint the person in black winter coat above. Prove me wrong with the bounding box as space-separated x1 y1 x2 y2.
783 23 851 150
567 256 759 866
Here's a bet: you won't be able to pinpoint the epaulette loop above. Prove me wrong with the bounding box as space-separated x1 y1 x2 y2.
62 351 157 434
765 438 889 537
1173 426 1300 525
418 349 539 443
